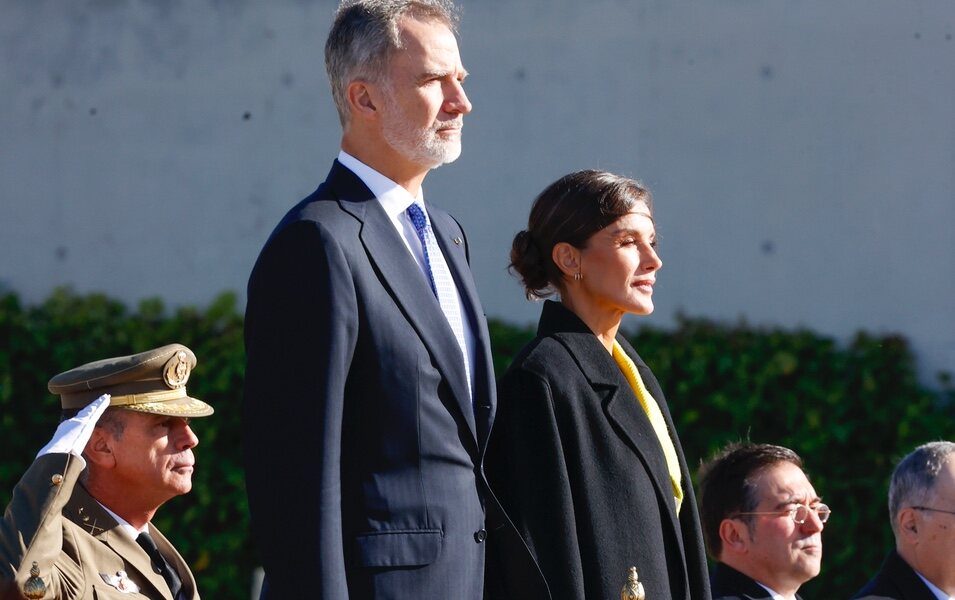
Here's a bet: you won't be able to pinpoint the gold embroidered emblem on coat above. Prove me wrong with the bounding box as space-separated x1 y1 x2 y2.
620 566 645 600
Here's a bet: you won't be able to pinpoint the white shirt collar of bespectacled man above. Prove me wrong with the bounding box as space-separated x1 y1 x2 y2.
915 570 954 600
754 581 787 600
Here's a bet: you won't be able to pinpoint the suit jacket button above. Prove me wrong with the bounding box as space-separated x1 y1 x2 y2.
473 529 487 543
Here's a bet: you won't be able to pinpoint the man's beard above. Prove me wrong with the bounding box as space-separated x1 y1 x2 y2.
380 97 462 168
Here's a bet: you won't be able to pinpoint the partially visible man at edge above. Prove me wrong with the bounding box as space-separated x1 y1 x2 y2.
242 1 529 599
0 344 213 600
851 441 955 600
698 442 829 600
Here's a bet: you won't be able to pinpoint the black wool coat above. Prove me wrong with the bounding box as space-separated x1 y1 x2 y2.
485 300 711 600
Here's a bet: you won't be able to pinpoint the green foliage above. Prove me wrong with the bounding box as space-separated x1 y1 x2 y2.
2 290 952 598
489 313 954 599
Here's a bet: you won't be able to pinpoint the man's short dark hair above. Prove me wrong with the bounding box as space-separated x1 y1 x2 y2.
698 442 804 559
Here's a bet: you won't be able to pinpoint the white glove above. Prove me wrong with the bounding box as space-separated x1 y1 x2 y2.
37 394 111 458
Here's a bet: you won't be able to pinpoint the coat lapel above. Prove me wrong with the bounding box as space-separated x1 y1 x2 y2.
328 163 477 442
595 366 679 525
64 485 173 599
540 301 680 524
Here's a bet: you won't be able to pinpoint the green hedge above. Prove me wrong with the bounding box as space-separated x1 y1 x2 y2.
2 289 953 598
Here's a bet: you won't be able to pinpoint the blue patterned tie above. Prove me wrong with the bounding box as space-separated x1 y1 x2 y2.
406 202 472 400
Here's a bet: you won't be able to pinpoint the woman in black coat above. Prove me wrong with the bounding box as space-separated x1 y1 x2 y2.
485 170 711 600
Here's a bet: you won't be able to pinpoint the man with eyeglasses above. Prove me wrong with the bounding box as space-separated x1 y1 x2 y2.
698 442 828 600
851 441 955 600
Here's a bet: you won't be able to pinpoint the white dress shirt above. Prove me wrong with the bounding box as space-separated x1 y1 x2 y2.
98 501 148 539
755 582 788 600
916 571 954 600
337 151 477 398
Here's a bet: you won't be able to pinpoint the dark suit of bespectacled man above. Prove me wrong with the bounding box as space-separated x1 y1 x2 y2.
241 2 522 599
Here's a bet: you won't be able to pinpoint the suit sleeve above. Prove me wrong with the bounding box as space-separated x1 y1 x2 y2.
243 220 358 599
0 454 88 599
485 368 585 600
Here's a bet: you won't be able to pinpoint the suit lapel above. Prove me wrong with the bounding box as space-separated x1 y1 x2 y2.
431 208 496 449
64 486 172 599
712 563 776 599
330 163 477 442
885 550 939 600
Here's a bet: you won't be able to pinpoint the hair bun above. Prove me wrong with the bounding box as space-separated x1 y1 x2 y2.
509 230 550 299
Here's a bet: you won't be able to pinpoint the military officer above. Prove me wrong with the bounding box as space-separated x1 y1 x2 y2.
0 344 213 599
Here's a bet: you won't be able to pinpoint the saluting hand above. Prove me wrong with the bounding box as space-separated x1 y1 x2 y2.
37 394 111 458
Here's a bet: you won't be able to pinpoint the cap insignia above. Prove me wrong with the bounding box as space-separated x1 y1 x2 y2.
163 350 191 388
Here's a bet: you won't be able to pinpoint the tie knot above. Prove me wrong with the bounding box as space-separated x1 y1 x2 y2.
136 532 159 554
406 202 429 234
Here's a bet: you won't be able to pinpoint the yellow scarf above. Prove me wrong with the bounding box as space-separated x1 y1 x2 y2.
611 340 684 513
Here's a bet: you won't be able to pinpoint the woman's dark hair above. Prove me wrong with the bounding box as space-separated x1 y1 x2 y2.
509 169 652 299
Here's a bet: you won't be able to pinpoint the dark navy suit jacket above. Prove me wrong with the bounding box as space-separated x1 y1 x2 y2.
243 161 497 599
711 562 803 600
850 550 938 600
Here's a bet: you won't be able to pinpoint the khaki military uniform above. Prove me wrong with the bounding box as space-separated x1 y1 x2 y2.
0 452 199 600
1 343 211 600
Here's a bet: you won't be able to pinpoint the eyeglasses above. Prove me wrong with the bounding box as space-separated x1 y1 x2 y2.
912 506 955 517
732 503 831 524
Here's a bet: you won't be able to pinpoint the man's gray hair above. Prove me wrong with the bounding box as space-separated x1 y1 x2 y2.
888 440 955 535
324 0 460 126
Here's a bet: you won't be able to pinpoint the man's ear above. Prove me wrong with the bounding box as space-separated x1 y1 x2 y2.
346 80 380 120
552 242 580 279
897 507 919 542
83 427 116 469
719 518 751 555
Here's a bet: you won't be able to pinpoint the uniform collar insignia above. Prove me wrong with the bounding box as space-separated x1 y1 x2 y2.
99 570 140 594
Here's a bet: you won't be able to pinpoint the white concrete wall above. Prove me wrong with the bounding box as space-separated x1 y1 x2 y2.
2 0 953 382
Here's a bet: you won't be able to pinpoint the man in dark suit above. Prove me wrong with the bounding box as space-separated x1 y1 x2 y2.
0 344 213 600
851 441 955 600
242 1 497 598
698 443 830 600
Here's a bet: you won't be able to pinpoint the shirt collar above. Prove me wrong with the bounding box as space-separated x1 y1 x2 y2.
916 570 954 600
338 150 423 218
754 581 788 600
97 500 148 540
